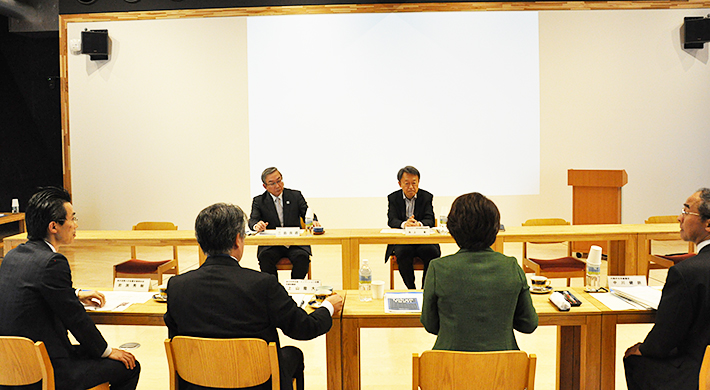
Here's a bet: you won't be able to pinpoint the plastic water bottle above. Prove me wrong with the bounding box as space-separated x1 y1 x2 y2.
305 208 314 231
359 259 372 302
11 199 19 213
585 245 602 292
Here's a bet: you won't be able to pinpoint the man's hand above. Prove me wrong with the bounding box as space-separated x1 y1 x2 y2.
403 215 421 228
78 290 105 308
254 221 268 233
326 293 344 314
625 342 642 358
108 348 137 370
313 220 322 228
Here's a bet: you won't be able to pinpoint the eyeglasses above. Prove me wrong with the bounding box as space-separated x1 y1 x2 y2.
266 178 283 187
680 209 701 217
57 217 79 223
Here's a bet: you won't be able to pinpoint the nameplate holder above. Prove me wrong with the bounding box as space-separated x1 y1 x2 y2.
283 279 321 294
608 275 647 287
404 226 432 235
276 227 301 236
114 278 151 292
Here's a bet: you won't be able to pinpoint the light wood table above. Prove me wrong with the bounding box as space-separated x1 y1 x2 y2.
3 224 681 290
0 212 25 258
336 288 603 390
581 290 657 390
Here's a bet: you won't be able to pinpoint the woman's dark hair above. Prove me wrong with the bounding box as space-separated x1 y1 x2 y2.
26 187 72 241
447 192 500 251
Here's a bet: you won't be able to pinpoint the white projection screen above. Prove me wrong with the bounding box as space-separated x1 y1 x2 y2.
248 11 540 198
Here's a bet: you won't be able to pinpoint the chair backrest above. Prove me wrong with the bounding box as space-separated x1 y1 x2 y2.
521 218 572 257
131 221 178 260
164 337 279 390
0 336 54 390
645 215 694 253
644 215 677 224
413 350 536 390
700 345 710 390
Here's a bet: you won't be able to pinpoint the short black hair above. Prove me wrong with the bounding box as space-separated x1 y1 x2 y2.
447 192 500 251
698 188 710 220
25 187 72 241
397 166 420 181
194 203 246 256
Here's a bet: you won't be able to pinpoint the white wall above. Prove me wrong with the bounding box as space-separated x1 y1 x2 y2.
67 8 710 230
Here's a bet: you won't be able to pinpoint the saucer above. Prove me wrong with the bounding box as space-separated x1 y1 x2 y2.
152 294 167 303
530 286 553 294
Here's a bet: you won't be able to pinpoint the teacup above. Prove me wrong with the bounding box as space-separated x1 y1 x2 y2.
530 275 551 292
314 286 333 305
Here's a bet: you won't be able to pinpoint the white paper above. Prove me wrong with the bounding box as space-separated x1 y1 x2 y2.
592 292 647 311
380 228 404 234
611 286 662 310
83 291 154 312
384 292 423 313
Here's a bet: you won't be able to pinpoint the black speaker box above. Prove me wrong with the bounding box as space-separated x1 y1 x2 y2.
81 29 109 60
683 16 710 49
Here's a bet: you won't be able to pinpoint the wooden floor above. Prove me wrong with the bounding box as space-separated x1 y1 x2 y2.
53 239 682 390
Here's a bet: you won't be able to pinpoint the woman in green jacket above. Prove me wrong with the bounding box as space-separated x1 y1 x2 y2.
420 192 538 351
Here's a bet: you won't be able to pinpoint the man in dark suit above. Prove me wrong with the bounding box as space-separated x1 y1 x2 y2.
385 166 441 289
249 167 318 279
624 188 710 390
164 203 342 390
0 187 139 390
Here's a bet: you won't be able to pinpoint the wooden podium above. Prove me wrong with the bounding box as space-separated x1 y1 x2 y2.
568 169 628 253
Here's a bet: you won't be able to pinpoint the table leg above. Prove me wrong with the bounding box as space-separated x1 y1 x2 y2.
326 316 342 390
341 318 361 390
342 238 360 290
557 316 602 390
636 234 651 279
600 314 618 390
557 326 580 390
581 314 602 390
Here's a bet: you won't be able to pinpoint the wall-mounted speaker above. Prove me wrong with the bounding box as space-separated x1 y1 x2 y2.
683 16 710 50
81 29 109 61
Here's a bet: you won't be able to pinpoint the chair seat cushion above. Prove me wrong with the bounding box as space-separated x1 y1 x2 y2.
656 253 695 264
527 257 586 272
115 259 173 274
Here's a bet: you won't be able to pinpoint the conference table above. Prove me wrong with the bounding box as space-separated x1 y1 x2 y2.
3 223 682 289
90 287 655 390
336 288 659 390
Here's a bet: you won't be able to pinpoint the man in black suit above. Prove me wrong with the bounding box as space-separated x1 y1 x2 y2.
164 203 342 390
385 166 441 289
249 167 318 279
0 187 139 390
624 188 710 390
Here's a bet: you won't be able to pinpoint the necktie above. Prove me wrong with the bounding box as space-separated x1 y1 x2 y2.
275 197 284 227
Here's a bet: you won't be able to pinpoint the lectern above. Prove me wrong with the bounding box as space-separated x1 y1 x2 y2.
568 169 628 253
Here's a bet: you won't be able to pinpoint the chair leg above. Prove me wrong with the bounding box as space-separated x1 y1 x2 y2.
87 383 110 390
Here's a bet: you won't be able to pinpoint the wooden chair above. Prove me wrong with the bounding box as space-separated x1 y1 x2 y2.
389 255 425 289
165 336 293 390
521 218 586 287
0 336 109 390
699 345 710 390
645 215 695 281
412 350 536 390
113 221 179 285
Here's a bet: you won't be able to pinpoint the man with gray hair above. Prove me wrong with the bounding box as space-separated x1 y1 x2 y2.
164 203 342 390
624 188 710 390
249 167 317 279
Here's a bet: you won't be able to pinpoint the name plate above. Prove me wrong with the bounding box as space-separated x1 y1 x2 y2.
276 227 301 236
283 279 321 294
608 275 647 287
114 278 151 292
404 226 432 235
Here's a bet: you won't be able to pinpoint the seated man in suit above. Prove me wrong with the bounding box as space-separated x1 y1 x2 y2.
386 166 441 289
164 203 342 390
0 187 139 390
249 167 318 279
624 188 710 390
